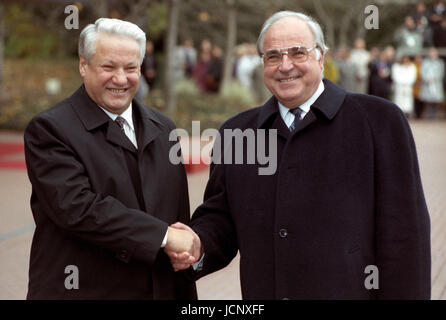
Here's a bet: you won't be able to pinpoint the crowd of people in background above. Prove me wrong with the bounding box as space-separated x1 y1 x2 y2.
324 0 446 119
174 39 261 94
137 0 446 119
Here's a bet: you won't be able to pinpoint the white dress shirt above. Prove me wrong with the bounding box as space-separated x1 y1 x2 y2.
278 80 325 128
99 104 138 149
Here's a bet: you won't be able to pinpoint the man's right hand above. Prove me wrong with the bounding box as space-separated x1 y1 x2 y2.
165 226 195 254
164 222 202 271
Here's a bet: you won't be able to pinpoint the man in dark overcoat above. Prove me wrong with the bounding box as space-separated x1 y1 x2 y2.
167 11 431 300
24 18 197 299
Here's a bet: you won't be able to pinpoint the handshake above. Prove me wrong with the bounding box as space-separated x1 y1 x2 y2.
163 222 202 272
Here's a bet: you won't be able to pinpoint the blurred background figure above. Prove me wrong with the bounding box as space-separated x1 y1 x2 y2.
367 46 381 94
411 1 434 47
413 54 425 119
136 40 156 103
323 51 339 84
349 38 370 94
433 16 446 46
420 47 445 118
178 38 197 79
335 46 356 93
236 43 261 90
205 45 224 93
142 40 157 89
174 38 197 82
394 16 423 60
369 46 394 100
392 55 417 117
430 0 446 28
192 39 212 93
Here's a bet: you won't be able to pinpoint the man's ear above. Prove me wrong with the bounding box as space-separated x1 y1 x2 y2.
79 54 87 77
316 49 324 67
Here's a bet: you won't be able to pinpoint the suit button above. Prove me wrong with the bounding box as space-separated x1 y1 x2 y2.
119 250 129 260
279 229 288 238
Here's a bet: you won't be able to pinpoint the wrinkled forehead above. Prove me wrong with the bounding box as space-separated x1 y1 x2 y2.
264 17 314 50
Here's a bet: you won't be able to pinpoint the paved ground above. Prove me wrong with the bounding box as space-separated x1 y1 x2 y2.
0 119 445 300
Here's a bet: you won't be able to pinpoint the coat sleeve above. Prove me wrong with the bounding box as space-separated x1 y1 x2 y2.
370 105 431 299
189 128 239 279
24 114 168 265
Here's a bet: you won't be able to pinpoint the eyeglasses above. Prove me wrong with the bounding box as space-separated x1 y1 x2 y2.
262 45 319 66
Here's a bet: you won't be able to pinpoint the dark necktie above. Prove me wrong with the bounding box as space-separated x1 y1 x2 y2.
289 107 304 132
115 116 126 133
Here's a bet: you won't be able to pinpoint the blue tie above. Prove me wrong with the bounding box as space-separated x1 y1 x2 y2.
289 108 303 132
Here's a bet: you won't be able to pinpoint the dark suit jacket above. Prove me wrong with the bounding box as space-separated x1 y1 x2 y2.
24 85 196 299
190 79 431 299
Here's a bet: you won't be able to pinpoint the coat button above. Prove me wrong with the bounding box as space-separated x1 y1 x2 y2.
279 229 288 238
119 250 129 260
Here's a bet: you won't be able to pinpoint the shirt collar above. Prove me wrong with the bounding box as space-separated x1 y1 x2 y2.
278 80 325 120
99 103 135 132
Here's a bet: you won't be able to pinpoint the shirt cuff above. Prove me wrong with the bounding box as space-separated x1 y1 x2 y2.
192 253 205 271
160 229 168 248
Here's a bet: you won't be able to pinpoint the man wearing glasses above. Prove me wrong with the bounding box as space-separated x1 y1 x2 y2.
167 11 431 299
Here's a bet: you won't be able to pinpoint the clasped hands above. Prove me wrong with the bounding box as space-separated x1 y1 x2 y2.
164 222 201 272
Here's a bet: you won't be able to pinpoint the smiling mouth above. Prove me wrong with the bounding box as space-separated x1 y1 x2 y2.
279 77 299 82
108 88 128 93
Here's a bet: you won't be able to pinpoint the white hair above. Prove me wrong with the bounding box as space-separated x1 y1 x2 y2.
78 18 146 65
256 11 329 58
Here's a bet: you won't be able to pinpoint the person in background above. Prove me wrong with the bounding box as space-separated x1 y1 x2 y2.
413 54 425 119
322 51 339 84
420 47 445 118
174 38 197 81
391 55 417 117
135 39 156 102
394 16 423 60
236 43 261 90
412 1 434 47
206 45 224 93
192 39 213 93
367 46 381 95
350 38 371 94
335 46 357 93
370 47 394 100
141 40 157 89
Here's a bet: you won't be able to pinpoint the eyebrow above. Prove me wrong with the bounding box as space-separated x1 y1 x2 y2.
265 45 310 52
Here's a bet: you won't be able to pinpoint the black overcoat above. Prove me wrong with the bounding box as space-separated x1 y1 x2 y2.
24 85 196 299
191 79 431 299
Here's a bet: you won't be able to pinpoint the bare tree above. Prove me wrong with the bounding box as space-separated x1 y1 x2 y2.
220 0 237 95
312 0 335 48
123 0 152 27
164 0 180 115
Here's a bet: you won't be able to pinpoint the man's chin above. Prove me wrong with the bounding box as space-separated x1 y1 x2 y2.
101 100 132 113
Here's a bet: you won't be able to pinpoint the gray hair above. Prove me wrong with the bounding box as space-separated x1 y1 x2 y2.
256 11 329 57
78 18 146 65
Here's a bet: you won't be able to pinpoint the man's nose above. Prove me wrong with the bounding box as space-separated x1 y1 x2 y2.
112 68 127 85
278 54 294 72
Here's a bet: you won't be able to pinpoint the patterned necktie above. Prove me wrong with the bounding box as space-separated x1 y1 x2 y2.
289 107 303 132
115 116 126 133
